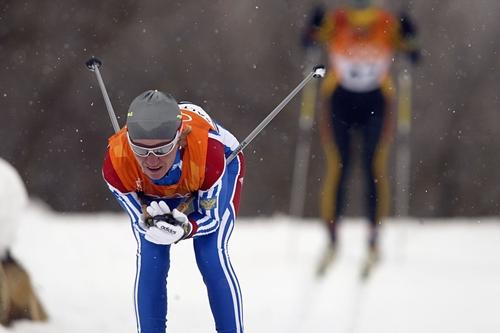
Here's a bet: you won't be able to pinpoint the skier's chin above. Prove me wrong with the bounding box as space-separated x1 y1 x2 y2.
144 166 167 180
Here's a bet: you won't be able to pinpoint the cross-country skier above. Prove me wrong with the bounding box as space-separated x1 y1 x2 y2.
102 90 245 332
303 0 420 275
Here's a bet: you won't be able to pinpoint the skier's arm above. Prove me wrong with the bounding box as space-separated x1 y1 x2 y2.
102 149 147 233
187 133 229 237
106 183 148 234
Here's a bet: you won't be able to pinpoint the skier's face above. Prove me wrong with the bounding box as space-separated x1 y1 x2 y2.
130 138 179 180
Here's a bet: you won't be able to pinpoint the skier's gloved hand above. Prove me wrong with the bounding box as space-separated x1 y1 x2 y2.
399 12 421 65
310 5 325 28
302 5 325 48
399 12 417 38
144 201 193 245
146 200 171 221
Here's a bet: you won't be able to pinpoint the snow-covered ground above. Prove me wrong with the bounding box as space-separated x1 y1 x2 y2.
3 202 500 333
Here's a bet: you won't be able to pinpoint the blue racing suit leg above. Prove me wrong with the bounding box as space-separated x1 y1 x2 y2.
193 213 243 333
192 156 244 333
134 232 171 333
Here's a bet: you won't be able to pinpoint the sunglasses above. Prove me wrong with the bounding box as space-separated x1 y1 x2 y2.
127 130 180 157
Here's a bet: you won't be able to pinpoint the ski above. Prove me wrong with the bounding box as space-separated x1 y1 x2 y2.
315 243 337 278
359 247 380 281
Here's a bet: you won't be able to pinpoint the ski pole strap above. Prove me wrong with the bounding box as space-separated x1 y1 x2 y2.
145 213 181 227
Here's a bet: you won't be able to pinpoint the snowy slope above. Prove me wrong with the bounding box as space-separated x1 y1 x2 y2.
2 202 500 333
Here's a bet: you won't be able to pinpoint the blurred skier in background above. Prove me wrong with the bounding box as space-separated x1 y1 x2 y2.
0 158 48 326
302 0 420 276
102 90 245 333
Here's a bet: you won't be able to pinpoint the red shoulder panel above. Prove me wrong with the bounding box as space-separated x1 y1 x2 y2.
102 149 128 193
201 137 225 190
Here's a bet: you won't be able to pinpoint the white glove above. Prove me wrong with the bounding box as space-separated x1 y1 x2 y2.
144 201 192 245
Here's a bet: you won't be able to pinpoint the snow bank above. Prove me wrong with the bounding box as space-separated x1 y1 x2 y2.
0 158 28 258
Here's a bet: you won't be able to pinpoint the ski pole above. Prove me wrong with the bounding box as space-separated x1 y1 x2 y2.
226 64 326 164
85 57 121 133
148 65 326 222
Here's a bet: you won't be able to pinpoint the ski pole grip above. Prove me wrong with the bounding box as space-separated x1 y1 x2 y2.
312 65 326 78
86 57 102 71
85 56 120 133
